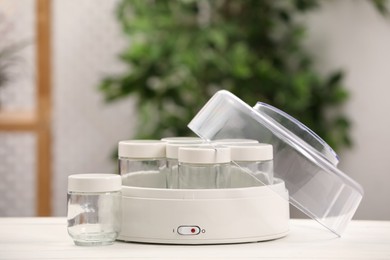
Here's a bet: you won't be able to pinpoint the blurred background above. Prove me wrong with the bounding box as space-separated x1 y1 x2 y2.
0 0 389 220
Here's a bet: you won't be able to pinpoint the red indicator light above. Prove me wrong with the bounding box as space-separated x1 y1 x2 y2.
191 228 196 233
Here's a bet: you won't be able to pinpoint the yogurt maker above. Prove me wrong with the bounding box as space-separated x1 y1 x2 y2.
117 90 363 244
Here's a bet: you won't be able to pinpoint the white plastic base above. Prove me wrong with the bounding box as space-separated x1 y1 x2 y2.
118 178 289 244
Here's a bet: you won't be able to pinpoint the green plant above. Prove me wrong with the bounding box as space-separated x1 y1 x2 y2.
100 0 387 151
0 44 22 86
0 43 26 108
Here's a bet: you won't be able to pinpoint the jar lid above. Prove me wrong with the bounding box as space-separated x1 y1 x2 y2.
161 137 204 143
166 143 211 159
228 143 273 161
213 139 259 145
178 146 230 164
118 140 166 158
68 174 121 192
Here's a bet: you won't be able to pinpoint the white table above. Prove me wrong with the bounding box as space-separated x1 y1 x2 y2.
0 218 389 259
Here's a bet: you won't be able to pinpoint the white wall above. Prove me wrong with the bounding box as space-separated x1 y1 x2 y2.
304 0 390 220
52 0 136 215
0 0 36 216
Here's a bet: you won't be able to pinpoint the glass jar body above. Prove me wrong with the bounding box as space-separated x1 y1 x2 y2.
231 160 274 187
119 157 166 188
67 191 121 246
166 158 179 189
178 162 231 189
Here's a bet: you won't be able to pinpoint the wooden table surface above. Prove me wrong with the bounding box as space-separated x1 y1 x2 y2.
0 218 389 259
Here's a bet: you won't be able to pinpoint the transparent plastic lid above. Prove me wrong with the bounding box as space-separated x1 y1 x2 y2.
253 102 340 166
188 90 363 236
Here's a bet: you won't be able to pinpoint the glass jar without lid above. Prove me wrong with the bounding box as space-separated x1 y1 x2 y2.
67 174 121 246
228 143 273 187
178 146 231 189
118 140 166 188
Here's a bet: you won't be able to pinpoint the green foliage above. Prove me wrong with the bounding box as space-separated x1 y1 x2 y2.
0 42 26 108
0 45 20 88
99 0 381 151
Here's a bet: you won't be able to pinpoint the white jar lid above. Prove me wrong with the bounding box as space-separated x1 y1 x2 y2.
161 137 204 143
118 140 166 158
213 139 258 145
178 146 230 164
68 174 121 192
166 143 210 159
228 143 273 161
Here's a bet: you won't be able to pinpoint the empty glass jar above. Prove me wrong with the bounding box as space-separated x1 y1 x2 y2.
228 143 274 187
67 174 121 246
178 146 231 189
165 142 207 189
118 140 166 188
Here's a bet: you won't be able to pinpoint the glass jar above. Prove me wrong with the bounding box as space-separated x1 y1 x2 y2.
178 146 231 189
118 140 166 188
228 143 274 187
165 142 206 189
165 143 182 189
67 174 121 246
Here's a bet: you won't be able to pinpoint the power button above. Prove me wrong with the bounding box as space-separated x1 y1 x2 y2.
177 226 201 235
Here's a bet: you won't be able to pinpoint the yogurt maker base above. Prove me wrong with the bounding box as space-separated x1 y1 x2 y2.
118 176 289 244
